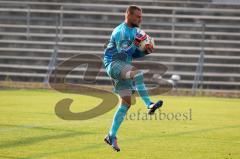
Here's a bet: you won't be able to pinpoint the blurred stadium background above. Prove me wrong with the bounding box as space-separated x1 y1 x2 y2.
0 0 239 96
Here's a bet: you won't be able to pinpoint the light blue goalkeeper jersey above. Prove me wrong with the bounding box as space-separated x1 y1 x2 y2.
103 22 145 67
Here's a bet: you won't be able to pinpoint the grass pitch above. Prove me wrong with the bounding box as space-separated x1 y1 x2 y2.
0 89 239 159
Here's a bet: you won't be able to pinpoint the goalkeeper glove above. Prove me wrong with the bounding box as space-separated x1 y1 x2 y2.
133 31 147 47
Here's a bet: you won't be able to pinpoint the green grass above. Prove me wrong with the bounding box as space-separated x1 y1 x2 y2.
0 89 239 159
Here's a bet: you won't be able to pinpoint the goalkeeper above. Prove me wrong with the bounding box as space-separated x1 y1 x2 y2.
103 5 163 152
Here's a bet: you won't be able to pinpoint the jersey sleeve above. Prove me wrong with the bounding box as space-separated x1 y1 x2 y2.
132 48 146 59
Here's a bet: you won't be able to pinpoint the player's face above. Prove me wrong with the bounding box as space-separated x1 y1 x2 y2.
129 10 142 27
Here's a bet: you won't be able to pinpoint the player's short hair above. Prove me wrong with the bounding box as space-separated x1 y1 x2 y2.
125 5 142 15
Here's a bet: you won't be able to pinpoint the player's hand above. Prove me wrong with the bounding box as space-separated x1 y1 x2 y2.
133 32 147 46
144 43 154 54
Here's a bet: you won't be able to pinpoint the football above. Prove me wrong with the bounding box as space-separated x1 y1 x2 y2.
138 31 155 52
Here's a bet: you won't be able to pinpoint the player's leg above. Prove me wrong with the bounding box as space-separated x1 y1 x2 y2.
104 61 135 151
121 67 163 114
121 66 152 107
105 93 131 152
109 94 130 137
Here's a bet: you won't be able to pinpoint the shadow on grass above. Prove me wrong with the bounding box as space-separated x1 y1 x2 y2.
22 124 240 159
0 128 94 150
0 155 27 159
0 124 87 133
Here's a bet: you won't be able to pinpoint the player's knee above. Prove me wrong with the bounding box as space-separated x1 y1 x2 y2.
121 96 132 107
124 68 142 80
122 66 137 80
131 70 143 79
122 100 131 108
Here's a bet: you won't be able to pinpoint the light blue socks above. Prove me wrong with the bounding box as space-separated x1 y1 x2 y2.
134 72 152 108
109 104 129 137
